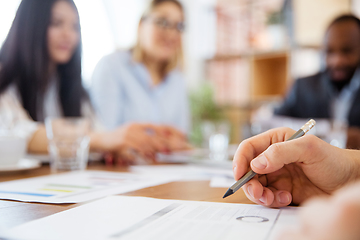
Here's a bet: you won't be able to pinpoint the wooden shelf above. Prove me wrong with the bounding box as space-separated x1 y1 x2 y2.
251 52 289 98
207 50 289 108
208 49 290 61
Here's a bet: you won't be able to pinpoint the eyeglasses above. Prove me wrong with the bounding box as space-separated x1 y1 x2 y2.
145 17 185 33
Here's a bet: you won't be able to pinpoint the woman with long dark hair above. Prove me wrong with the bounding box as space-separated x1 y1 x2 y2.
0 0 185 163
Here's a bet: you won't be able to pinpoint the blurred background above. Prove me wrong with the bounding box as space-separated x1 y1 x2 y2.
1 0 359 146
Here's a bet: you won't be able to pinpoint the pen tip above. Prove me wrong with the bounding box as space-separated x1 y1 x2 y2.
223 189 234 199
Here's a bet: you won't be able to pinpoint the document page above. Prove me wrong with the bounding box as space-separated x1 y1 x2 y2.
209 176 237 188
2 196 299 240
0 171 177 203
130 165 234 181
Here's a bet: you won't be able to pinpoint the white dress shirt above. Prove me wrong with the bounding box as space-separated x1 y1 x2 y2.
331 68 360 123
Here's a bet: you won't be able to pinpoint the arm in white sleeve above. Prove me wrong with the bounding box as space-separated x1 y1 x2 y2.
0 86 39 141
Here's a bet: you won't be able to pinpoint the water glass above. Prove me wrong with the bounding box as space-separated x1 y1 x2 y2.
201 121 230 161
45 118 91 173
327 120 348 149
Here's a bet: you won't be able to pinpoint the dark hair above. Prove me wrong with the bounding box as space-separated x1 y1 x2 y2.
328 14 360 32
0 0 84 121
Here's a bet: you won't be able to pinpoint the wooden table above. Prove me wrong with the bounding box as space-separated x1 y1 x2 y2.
0 162 253 233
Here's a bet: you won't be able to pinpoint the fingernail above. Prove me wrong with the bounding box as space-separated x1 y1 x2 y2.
278 192 290 204
259 192 266 204
247 185 253 198
252 155 267 169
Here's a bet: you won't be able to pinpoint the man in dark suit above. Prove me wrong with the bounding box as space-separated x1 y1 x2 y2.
276 15 360 130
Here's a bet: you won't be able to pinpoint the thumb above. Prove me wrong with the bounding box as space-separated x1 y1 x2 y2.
250 135 316 174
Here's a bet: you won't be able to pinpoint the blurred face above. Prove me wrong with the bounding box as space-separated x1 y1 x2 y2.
325 21 360 82
139 2 184 62
47 0 80 65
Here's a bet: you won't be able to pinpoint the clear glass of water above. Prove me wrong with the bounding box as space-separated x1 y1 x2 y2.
45 118 91 173
201 121 230 161
327 120 348 149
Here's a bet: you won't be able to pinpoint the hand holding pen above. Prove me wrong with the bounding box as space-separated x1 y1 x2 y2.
224 120 316 198
227 120 359 207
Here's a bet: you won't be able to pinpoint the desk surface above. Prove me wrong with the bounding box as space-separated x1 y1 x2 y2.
0 162 253 232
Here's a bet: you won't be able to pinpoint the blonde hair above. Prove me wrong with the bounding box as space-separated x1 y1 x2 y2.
132 0 184 75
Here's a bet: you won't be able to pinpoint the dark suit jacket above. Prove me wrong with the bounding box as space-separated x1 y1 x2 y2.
275 72 360 127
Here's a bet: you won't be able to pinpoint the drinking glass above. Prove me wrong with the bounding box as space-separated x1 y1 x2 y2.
327 120 348 149
45 118 91 173
201 121 230 161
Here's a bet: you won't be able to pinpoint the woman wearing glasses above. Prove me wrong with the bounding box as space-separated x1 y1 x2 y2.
91 0 190 141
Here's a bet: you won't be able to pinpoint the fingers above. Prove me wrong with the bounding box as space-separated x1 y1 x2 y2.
242 178 292 207
142 124 185 139
131 136 154 154
117 140 152 163
123 125 164 155
154 125 189 151
250 134 322 175
242 180 275 206
148 136 170 153
159 125 186 139
242 179 267 202
233 127 296 180
166 137 191 151
115 145 155 166
269 188 292 207
134 124 189 152
110 123 190 163
129 133 157 153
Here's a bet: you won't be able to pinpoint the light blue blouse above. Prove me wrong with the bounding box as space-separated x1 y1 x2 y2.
90 50 190 134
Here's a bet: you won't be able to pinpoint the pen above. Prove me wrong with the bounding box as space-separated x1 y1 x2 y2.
223 119 316 199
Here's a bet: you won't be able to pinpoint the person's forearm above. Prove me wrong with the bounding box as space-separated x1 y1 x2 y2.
346 149 360 181
27 126 48 154
28 127 107 154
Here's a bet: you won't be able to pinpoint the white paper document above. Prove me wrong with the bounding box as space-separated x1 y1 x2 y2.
2 196 300 240
130 165 234 181
156 147 236 168
210 176 237 188
0 171 177 204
